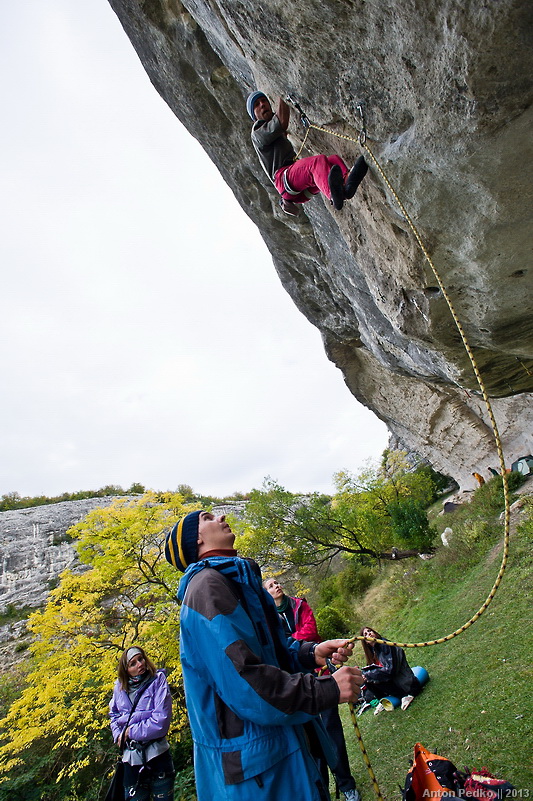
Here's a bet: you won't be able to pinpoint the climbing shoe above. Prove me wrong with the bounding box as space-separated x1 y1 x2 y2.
344 155 368 199
280 198 300 216
328 164 345 210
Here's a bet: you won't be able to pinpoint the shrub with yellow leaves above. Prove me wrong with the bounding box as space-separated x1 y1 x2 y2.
0 492 198 800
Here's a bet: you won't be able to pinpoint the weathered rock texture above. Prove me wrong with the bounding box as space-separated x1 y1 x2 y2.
0 497 239 616
0 497 243 669
0 498 128 614
108 0 533 488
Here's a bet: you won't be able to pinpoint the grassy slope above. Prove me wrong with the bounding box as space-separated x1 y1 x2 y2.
337 490 533 800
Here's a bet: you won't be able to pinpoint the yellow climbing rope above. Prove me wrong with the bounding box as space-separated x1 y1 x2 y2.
320 660 385 800
291 102 511 648
291 100 512 800
348 703 385 801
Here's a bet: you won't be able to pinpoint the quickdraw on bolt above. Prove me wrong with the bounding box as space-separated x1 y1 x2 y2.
356 102 367 146
286 93 310 128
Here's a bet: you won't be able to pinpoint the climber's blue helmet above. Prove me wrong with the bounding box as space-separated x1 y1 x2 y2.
246 90 267 120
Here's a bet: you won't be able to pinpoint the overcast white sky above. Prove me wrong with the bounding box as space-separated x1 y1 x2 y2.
1 0 388 499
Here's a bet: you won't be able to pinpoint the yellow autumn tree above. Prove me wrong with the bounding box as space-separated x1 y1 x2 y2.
0 492 197 801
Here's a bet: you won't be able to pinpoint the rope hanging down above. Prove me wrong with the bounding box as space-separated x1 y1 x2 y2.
319 658 385 801
286 96 511 648
293 97 513 800
348 704 384 801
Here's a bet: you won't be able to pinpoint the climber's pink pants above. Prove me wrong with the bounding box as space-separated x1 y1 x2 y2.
274 155 348 203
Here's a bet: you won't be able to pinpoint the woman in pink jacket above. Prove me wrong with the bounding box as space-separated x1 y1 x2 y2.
109 646 175 801
263 578 320 640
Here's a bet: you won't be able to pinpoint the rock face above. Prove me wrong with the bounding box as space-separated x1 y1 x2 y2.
0 498 132 671
108 0 533 488
0 496 236 669
0 498 127 614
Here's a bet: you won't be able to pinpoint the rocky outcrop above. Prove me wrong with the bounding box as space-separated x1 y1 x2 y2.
0 497 245 617
0 497 140 670
108 0 533 488
0 496 240 670
0 498 129 614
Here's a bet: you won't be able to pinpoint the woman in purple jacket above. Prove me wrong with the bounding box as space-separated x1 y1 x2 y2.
109 646 175 800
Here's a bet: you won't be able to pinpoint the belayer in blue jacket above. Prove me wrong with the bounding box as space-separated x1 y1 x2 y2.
165 509 363 801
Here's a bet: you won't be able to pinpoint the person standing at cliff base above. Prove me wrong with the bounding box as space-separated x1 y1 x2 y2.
165 510 364 801
264 577 361 801
247 91 368 216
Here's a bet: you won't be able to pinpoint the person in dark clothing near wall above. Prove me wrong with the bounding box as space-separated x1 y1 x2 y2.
264 577 361 801
247 91 368 216
165 510 364 801
360 625 422 713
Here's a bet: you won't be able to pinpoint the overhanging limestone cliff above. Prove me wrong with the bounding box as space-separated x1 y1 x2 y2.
108 0 533 487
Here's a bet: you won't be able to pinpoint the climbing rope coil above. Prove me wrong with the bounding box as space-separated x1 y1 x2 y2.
288 97 512 800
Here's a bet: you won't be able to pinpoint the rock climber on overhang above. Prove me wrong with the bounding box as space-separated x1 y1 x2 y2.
247 91 368 217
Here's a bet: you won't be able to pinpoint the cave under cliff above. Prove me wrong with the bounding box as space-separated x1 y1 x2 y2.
107 0 533 488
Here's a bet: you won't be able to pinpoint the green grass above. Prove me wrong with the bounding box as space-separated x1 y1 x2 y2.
336 492 533 799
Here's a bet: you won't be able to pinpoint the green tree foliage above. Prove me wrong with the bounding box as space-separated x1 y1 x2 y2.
335 562 376 600
236 457 438 571
0 483 147 512
314 606 350 640
0 492 196 800
388 497 435 551
318 565 376 607
0 483 246 513
313 563 377 638
236 480 336 570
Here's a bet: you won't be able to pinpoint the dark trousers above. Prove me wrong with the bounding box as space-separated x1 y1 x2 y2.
363 675 422 703
123 750 175 801
320 706 356 793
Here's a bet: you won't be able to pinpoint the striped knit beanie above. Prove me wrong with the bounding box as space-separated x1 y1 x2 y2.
165 510 202 572
246 90 267 120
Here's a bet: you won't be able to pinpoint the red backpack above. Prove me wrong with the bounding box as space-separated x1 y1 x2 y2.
460 766 515 800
